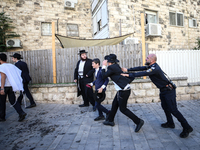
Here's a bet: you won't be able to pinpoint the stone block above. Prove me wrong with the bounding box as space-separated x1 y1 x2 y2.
38 88 48 93
146 89 156 96
194 86 200 92
130 84 136 90
178 80 187 87
132 90 146 97
30 88 38 93
65 93 76 100
135 98 144 103
135 83 142 89
176 87 186 95
128 98 135 104
49 87 58 93
32 93 43 101
142 83 152 89
107 99 113 104
58 87 69 93
180 94 190 101
191 94 199 100
68 87 77 93
53 93 65 101
185 87 195 94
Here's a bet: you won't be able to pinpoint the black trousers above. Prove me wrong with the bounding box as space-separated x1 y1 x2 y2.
108 90 140 125
18 82 35 105
79 78 95 106
160 89 191 129
0 87 25 119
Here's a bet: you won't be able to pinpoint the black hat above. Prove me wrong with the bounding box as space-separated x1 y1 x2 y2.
104 55 110 60
107 54 119 63
10 53 23 59
94 91 106 103
78 50 88 55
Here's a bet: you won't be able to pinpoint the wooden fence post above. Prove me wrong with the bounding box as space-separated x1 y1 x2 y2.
141 13 146 79
52 22 57 83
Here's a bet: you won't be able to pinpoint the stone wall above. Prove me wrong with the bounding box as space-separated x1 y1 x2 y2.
29 77 200 104
107 0 200 50
1 0 92 51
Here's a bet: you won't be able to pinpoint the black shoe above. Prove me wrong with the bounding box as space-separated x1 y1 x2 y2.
94 116 105 121
79 104 89 107
161 122 175 128
180 127 193 138
26 103 36 109
0 118 6 122
135 119 144 132
103 120 115 126
18 113 27 122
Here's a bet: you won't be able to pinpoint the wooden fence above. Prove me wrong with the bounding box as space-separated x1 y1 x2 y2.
5 43 148 84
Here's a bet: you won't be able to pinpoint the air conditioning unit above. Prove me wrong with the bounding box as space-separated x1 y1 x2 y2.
6 39 21 47
64 0 77 8
146 23 161 37
123 38 139 45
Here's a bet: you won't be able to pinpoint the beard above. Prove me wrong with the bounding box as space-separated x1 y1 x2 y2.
81 57 87 61
145 61 150 66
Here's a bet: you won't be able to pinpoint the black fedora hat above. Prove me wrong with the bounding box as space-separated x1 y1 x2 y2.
94 91 106 103
10 53 23 59
107 54 119 63
104 55 110 60
78 49 88 55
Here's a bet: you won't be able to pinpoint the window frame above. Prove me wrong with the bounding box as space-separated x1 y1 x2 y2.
41 22 52 36
169 11 184 27
66 23 79 37
145 10 159 25
189 18 197 28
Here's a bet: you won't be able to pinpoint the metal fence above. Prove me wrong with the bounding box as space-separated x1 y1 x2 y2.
150 50 200 83
6 43 148 84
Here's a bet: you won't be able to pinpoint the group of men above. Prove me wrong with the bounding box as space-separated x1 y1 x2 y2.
0 53 36 122
0 49 193 138
74 50 193 138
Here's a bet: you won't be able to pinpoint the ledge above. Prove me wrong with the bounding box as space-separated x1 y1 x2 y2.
29 77 189 88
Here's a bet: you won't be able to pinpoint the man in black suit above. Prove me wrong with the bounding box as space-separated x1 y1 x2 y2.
74 50 95 109
101 54 144 132
11 53 36 108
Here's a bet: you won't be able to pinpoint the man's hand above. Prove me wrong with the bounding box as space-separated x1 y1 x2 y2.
74 79 77 83
121 73 129 77
102 60 107 66
98 88 103 93
122 68 128 72
0 89 5 95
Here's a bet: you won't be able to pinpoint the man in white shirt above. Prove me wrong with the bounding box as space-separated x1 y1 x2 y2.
0 53 27 122
74 50 95 109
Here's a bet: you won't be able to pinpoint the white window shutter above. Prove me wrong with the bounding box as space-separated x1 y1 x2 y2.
189 19 193 27
93 15 97 34
101 1 108 27
97 9 101 22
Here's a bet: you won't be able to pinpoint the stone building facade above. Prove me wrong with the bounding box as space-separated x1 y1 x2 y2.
1 0 92 51
101 0 200 50
1 0 200 51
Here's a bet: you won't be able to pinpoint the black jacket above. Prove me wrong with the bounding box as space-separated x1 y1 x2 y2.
15 60 31 83
74 58 94 83
101 64 133 89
